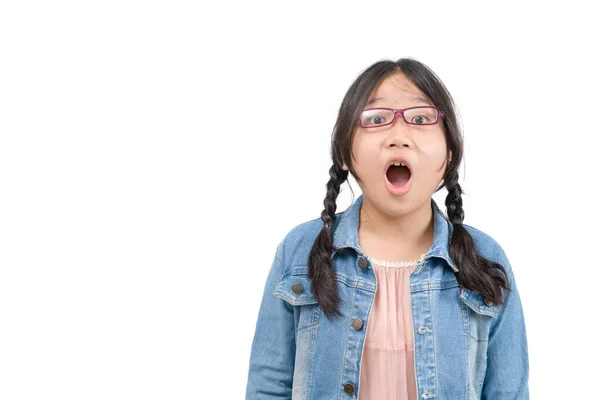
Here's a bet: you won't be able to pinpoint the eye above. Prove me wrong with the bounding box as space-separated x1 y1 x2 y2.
405 107 438 125
360 109 393 127
369 115 387 125
410 115 430 124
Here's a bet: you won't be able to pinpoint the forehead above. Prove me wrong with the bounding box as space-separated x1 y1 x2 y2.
366 73 433 107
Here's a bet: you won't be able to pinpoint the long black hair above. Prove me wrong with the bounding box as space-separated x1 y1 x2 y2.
308 57 510 321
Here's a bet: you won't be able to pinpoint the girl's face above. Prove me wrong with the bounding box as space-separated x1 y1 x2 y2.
343 72 451 216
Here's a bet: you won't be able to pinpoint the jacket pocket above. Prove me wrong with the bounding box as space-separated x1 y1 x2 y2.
274 273 320 331
459 287 499 342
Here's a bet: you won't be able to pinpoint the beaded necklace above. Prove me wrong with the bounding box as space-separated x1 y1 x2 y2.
366 252 426 268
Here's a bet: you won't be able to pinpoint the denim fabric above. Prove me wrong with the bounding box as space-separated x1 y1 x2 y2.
246 194 529 399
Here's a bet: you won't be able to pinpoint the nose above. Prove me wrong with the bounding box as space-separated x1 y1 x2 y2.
391 110 407 125
386 112 414 147
390 111 413 132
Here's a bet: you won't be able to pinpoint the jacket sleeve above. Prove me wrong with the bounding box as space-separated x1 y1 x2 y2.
245 239 296 399
481 246 530 399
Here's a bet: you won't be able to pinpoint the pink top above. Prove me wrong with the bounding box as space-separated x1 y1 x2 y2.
358 262 418 400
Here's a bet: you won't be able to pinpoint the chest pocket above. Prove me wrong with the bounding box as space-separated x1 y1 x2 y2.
274 273 321 331
459 287 500 342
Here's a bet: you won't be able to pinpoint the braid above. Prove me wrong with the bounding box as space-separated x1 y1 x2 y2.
308 162 348 321
321 163 348 229
444 169 465 225
444 169 511 306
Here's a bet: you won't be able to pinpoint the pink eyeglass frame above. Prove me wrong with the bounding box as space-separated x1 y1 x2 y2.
357 106 445 128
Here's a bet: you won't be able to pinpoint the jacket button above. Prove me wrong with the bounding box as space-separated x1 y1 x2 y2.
358 257 368 269
343 383 355 394
484 297 493 306
351 318 363 330
292 283 303 294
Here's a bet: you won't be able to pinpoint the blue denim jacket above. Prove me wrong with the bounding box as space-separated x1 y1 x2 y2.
246 194 529 399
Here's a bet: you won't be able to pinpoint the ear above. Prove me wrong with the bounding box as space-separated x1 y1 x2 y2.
342 162 348 171
448 150 452 164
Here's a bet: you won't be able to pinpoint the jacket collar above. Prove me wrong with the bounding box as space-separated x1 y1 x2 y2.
332 194 458 272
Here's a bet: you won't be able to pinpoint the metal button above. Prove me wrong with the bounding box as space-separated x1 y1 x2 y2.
351 318 363 330
343 383 355 394
292 283 303 294
484 297 493 306
358 257 368 269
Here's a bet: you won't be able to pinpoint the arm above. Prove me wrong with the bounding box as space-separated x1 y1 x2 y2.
245 239 296 399
481 247 530 399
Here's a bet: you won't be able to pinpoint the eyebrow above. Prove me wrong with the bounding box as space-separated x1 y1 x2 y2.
365 95 434 107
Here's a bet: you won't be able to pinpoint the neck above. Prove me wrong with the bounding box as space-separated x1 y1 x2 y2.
358 196 434 251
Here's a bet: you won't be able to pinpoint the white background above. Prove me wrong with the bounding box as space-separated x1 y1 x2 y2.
1 1 598 398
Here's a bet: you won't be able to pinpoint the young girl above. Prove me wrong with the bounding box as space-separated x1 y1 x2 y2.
245 58 529 400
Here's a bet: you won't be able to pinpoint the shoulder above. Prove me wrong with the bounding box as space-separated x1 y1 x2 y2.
462 223 514 280
284 216 327 247
275 213 340 274
461 223 504 259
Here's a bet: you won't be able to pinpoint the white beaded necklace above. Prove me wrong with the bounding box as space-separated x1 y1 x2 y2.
366 253 426 268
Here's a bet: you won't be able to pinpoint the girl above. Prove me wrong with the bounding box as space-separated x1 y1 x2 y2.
245 58 529 400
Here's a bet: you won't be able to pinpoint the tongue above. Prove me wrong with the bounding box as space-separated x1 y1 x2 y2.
387 165 411 187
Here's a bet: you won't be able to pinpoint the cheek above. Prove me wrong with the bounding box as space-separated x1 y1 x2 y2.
420 144 447 161
415 139 448 180
351 137 378 170
416 134 447 161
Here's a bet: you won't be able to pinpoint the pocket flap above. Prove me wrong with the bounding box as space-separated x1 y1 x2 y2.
274 274 319 306
459 287 499 318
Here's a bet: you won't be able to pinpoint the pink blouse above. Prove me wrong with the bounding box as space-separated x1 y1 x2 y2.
358 262 418 400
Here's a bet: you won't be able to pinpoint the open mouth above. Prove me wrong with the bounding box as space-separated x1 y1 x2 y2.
385 164 412 195
386 164 411 187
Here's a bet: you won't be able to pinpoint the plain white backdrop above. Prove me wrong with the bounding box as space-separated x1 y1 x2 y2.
1 1 598 398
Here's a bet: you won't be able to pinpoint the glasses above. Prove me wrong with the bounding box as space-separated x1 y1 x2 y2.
358 106 445 128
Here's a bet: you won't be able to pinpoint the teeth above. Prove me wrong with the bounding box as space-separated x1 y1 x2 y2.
392 161 406 167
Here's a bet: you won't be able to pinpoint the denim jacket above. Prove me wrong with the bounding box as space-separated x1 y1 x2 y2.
246 194 529 399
